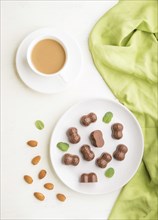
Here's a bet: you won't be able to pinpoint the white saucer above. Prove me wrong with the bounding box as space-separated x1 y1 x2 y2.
50 98 144 194
16 28 82 94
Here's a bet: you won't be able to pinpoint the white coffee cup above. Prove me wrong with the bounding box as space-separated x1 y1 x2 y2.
27 35 69 82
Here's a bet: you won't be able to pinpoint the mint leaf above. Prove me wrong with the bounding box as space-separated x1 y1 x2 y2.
105 167 115 178
35 120 44 130
57 142 69 152
103 112 113 123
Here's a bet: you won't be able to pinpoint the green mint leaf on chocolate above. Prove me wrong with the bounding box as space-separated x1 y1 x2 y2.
35 120 44 130
57 142 69 152
105 167 115 178
103 112 113 123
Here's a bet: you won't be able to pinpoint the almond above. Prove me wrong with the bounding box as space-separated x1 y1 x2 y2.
24 175 33 184
56 193 66 202
27 140 38 147
44 183 54 190
38 169 47 179
34 192 45 201
31 155 41 165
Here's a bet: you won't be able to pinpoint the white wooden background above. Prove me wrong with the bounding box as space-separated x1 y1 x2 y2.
1 1 120 219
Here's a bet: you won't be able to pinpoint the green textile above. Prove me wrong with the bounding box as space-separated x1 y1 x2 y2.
89 0 158 219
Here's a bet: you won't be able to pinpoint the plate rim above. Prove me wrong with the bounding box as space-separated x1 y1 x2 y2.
49 98 144 195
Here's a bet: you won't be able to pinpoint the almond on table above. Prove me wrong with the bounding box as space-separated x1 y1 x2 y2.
34 192 45 201
56 193 66 202
38 169 47 179
31 155 41 165
27 140 38 147
44 183 54 190
24 175 33 184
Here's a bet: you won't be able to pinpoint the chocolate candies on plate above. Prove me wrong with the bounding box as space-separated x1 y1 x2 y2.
80 173 98 183
96 153 112 168
80 112 97 126
111 123 123 139
90 130 104 147
62 153 80 166
80 145 95 161
113 144 128 161
66 127 80 144
56 111 128 184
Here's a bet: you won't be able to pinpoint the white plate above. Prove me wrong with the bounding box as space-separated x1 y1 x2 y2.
16 28 82 94
50 99 144 194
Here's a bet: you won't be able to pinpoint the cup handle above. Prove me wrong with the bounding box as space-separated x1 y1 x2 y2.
58 73 70 83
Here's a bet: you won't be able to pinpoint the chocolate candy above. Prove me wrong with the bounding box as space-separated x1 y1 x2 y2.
80 145 95 161
113 144 128 161
80 172 98 183
90 130 104 147
66 127 80 144
111 123 123 139
62 153 80 166
96 152 112 168
80 112 97 126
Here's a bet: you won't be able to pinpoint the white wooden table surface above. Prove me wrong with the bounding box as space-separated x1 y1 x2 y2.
1 1 120 219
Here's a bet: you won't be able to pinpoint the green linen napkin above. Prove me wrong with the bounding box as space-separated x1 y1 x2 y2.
89 0 158 219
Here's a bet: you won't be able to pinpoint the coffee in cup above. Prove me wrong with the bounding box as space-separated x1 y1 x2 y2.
27 36 67 77
31 39 66 74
